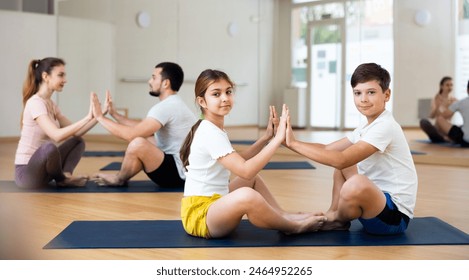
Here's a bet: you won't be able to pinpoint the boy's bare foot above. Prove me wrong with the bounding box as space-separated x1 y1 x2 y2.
90 173 126 186
320 219 351 231
57 174 88 187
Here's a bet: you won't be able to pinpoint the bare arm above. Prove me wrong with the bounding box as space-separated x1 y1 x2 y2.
238 105 278 159
285 116 377 169
92 93 160 142
36 113 92 143
218 104 288 180
439 107 455 119
429 96 439 118
37 92 95 142
105 90 140 126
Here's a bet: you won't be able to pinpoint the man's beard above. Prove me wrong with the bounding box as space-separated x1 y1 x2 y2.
149 90 160 97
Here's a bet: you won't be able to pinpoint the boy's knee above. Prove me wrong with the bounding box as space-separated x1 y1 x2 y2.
341 174 369 198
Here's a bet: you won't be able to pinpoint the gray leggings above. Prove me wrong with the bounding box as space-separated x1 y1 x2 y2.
15 136 85 188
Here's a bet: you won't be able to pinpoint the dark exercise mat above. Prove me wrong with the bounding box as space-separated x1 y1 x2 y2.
100 161 316 171
410 150 427 155
0 180 183 193
83 151 125 157
415 139 469 148
230 140 256 145
43 217 469 249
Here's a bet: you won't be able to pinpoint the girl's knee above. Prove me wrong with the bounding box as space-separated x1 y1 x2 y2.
233 187 263 206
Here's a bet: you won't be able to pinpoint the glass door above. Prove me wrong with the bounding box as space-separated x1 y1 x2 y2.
306 18 345 129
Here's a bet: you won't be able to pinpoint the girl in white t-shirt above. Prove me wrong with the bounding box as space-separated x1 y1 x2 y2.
286 63 418 235
179 69 326 239
15 57 100 188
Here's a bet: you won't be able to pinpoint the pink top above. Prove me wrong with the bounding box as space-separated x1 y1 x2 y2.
15 95 62 165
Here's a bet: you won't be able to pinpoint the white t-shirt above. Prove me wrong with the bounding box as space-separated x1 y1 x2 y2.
147 94 197 179
449 96 469 142
183 120 235 196
346 110 418 218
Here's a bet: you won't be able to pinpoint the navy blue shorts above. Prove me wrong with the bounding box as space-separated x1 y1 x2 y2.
145 153 185 188
359 192 410 235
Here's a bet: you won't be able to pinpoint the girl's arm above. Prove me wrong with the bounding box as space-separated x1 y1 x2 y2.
218 105 287 180
238 106 278 160
285 116 377 169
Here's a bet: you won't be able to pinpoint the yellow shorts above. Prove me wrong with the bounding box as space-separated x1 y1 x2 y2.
181 194 222 239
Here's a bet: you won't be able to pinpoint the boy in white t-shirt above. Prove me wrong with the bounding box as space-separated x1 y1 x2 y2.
286 63 418 235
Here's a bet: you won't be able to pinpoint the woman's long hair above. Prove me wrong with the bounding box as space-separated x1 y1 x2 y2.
179 69 235 170
21 57 65 125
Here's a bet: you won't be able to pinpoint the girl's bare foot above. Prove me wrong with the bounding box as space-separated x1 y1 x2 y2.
283 215 327 235
90 173 126 186
284 211 325 221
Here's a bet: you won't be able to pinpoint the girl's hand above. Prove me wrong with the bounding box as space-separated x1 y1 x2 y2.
264 105 279 140
274 104 288 144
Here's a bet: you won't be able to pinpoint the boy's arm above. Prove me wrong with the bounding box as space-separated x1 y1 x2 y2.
288 138 377 169
286 116 377 169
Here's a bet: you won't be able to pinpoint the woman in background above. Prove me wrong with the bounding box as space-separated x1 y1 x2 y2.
15 57 100 188
420 76 457 143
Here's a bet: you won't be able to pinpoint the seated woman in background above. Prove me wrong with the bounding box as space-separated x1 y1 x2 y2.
419 76 457 143
435 80 469 147
14 57 101 188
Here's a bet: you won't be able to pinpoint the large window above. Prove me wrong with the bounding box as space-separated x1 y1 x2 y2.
456 0 469 99
291 0 394 129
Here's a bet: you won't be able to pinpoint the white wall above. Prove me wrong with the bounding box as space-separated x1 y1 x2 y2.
0 10 56 137
58 0 270 127
0 0 458 137
393 0 456 126
57 16 115 134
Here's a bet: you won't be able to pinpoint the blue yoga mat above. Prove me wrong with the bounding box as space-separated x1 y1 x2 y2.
83 151 125 157
100 161 316 171
411 150 427 155
230 140 256 145
415 139 469 148
43 217 469 249
0 180 183 193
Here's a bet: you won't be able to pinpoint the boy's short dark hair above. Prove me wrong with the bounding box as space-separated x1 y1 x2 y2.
351 63 391 92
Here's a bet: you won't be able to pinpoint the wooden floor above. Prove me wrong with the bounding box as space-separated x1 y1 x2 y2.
0 128 468 260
